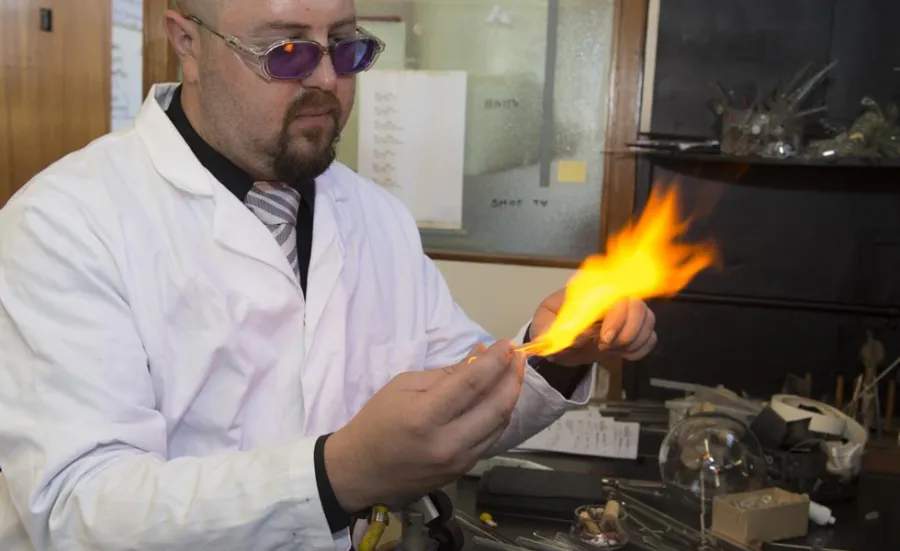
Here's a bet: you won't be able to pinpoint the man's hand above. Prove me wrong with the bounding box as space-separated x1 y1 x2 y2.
530 291 657 365
324 340 525 512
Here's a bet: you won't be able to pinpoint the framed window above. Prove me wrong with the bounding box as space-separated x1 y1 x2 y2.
142 0 650 267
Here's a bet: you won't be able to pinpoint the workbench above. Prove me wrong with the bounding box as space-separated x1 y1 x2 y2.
453 453 900 551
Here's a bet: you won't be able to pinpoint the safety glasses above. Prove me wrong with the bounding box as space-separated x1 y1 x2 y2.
187 15 385 81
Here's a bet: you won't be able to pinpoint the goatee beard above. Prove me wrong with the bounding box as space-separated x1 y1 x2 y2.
271 90 342 183
272 124 340 183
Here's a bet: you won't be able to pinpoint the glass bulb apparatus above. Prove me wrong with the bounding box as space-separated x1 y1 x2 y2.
658 413 767 504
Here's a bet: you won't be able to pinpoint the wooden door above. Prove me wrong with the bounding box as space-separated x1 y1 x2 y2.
0 0 111 205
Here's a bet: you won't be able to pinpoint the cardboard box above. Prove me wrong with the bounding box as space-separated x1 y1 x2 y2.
711 487 809 545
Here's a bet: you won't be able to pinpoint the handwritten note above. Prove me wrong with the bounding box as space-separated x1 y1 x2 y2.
113 0 143 31
358 70 467 230
516 409 640 460
111 25 144 132
490 198 550 208
111 0 143 132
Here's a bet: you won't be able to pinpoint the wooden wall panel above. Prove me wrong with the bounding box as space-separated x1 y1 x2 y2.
0 1 10 204
0 0 111 205
143 0 180 98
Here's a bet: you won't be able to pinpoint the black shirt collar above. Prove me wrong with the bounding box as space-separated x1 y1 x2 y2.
165 86 314 209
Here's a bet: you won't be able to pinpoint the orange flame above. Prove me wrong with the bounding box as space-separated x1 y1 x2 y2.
519 185 718 357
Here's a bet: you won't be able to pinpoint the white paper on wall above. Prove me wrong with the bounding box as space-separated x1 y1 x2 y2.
113 0 143 30
111 0 144 132
357 70 468 230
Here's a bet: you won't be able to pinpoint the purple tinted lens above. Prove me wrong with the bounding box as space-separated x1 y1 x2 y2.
266 42 323 79
331 37 380 75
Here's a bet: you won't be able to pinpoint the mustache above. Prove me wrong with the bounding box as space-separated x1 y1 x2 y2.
286 90 342 120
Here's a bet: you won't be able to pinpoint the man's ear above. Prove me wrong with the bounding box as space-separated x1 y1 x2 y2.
163 10 199 82
163 10 196 58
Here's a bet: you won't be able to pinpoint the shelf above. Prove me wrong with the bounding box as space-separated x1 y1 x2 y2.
672 291 900 319
634 149 900 169
633 147 900 192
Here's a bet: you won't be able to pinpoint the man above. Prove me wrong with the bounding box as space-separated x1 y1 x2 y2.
0 0 657 549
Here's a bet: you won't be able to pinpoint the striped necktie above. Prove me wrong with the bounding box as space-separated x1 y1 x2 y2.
245 181 302 282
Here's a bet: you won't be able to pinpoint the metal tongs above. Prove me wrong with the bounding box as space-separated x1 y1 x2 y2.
598 478 666 500
469 532 586 551
455 510 520 549
517 532 611 551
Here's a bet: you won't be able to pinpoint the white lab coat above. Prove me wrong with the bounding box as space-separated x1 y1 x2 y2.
0 83 593 551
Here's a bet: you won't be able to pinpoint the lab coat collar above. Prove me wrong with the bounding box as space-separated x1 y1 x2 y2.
135 83 351 204
135 83 217 197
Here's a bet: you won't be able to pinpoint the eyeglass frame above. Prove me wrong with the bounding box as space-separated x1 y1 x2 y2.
184 15 386 82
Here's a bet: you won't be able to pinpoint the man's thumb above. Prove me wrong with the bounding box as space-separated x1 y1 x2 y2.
465 342 489 364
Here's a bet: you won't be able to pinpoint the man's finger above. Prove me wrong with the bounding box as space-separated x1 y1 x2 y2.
571 329 597 351
427 340 516 425
465 342 489 364
541 288 567 312
622 331 657 361
445 352 524 451
599 300 629 345
399 342 493 393
457 422 509 473
397 368 451 392
513 351 526 384
625 314 655 354
613 299 647 347
444 342 489 375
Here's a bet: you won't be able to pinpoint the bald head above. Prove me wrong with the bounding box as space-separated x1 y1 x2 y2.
174 0 226 23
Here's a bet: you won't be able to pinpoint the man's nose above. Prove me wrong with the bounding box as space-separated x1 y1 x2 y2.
302 47 339 92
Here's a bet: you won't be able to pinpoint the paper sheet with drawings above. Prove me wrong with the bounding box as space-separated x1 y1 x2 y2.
111 0 144 132
515 408 640 460
357 70 467 230
112 0 142 30
111 26 144 132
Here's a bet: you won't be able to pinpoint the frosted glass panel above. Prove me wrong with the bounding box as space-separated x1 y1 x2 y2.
348 0 616 261
413 1 547 178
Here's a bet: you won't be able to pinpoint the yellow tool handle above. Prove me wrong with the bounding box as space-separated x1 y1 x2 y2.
359 504 390 551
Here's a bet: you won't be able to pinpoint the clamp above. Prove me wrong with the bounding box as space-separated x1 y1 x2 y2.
358 491 464 551
401 490 464 551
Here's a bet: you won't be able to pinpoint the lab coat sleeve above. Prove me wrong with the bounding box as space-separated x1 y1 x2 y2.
418 254 594 457
0 197 338 551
